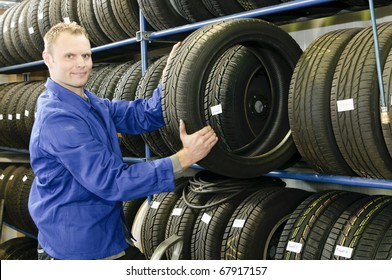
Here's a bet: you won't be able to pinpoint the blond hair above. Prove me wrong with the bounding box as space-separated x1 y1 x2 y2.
44 22 90 53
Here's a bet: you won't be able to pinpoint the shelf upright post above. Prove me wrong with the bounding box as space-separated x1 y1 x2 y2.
138 9 153 204
368 0 389 125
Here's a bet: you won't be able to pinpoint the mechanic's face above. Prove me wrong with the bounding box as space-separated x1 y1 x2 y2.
43 32 92 96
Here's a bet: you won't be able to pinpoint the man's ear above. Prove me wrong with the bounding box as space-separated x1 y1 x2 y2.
42 50 50 67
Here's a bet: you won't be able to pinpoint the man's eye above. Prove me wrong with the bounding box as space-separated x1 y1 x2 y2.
66 54 73 59
83 54 91 59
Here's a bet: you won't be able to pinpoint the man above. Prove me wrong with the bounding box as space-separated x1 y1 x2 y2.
28 22 218 260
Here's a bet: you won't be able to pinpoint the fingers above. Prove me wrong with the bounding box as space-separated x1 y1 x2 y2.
179 119 186 137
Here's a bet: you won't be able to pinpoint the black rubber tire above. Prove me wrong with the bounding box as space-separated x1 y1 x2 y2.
353 202 392 259
113 60 146 157
330 23 392 179
136 55 173 157
0 82 27 148
275 190 366 260
289 28 361 176
27 0 45 54
141 178 188 259
97 61 134 99
6 82 36 149
171 0 216 23
0 8 17 66
381 48 392 158
321 195 392 259
92 0 130 42
375 220 392 260
61 0 80 24
137 0 188 31
37 0 51 38
77 0 111 46
165 191 213 259
3 4 24 64
15 81 44 149
191 191 255 259
4 164 30 230
202 0 245 17
18 1 42 61
161 18 302 178
48 0 63 28
123 197 148 235
220 187 310 259
10 1 35 63
111 0 140 37
23 83 46 147
85 64 119 95
0 237 38 260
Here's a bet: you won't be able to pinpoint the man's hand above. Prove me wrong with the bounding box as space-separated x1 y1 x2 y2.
176 119 218 170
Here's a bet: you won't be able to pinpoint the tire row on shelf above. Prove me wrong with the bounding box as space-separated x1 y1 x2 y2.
1 9 392 181
0 0 386 66
1 165 391 260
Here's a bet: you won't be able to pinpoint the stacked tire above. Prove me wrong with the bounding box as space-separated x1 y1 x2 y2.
289 23 392 179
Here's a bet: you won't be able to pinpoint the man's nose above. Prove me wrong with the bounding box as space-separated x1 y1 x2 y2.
76 55 86 67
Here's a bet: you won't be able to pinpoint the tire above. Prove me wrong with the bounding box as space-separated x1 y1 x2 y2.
113 60 146 157
77 0 111 46
141 178 188 259
111 0 140 37
289 28 361 176
275 190 366 260
27 0 45 54
0 237 37 260
381 48 392 158
136 56 173 157
221 187 309 259
330 23 392 179
321 195 392 259
202 0 245 17
137 0 188 31
165 191 213 259
161 18 302 178
92 0 129 42
353 202 392 259
0 82 26 148
171 0 215 23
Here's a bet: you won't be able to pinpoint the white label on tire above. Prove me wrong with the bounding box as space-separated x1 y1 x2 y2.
286 241 302 253
63 17 71 24
171 208 182 216
11 21 15 28
29 27 34 34
8 114 12 120
337 99 354 112
19 17 24 24
0 114 3 120
9 175 14 180
150 201 160 209
16 113 21 119
0 174 4 180
38 12 43 20
210 104 222 116
201 213 211 224
232 219 245 228
334 245 353 259
25 110 29 117
22 175 28 182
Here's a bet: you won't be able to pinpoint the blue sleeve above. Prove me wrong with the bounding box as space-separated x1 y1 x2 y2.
38 111 175 201
107 84 165 134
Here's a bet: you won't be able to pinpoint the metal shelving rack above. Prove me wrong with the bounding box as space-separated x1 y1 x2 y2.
0 0 391 190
